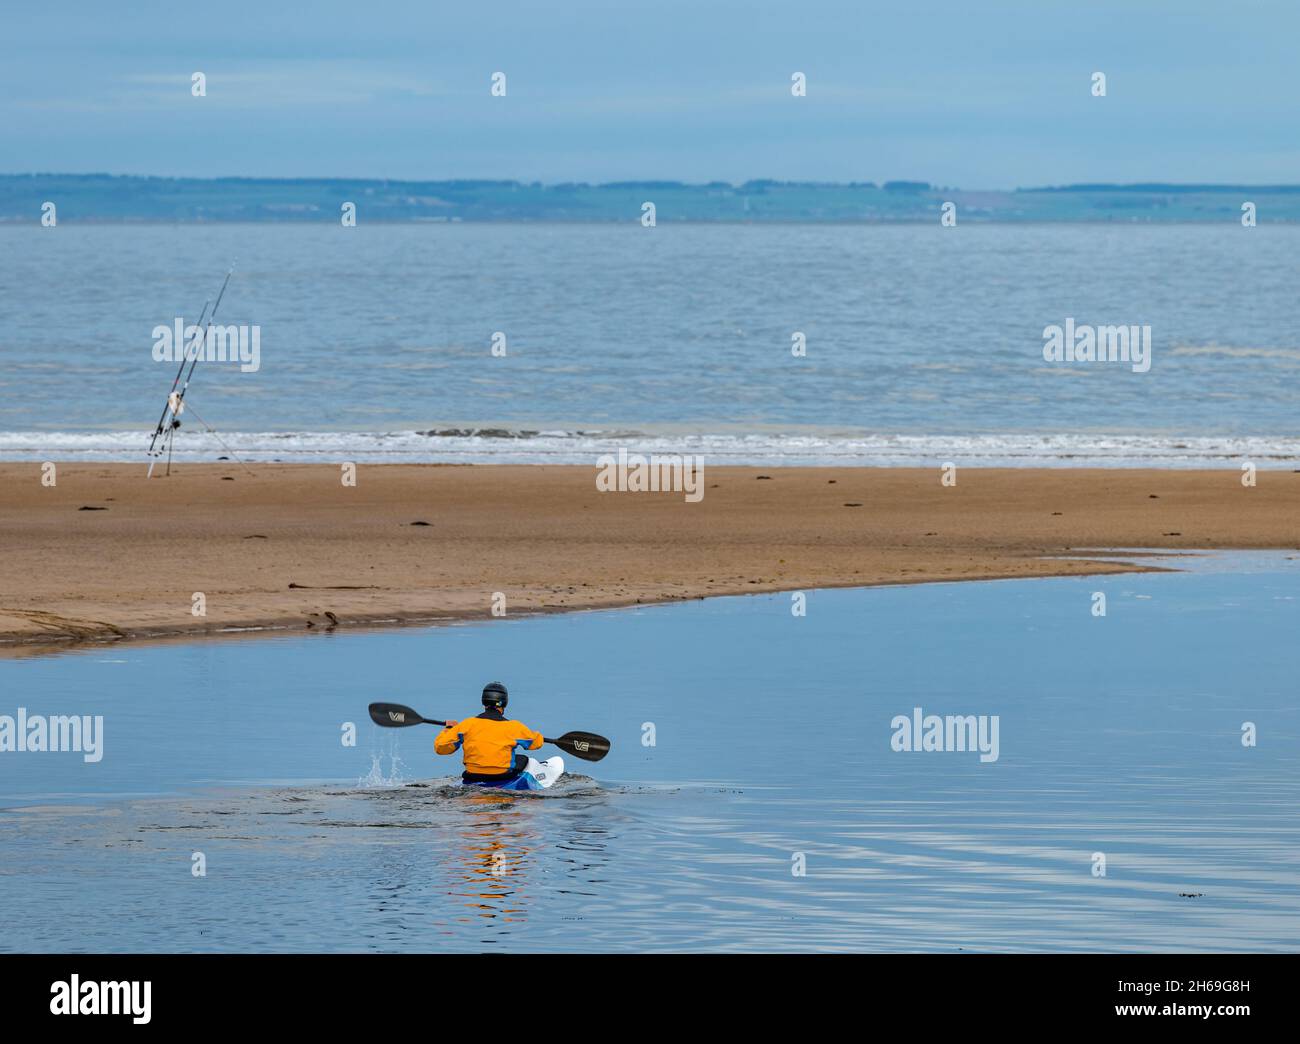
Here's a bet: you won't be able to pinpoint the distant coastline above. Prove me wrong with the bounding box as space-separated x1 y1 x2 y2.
4 174 1298 223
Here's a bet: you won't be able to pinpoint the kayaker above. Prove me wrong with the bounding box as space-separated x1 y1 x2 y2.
435 682 545 786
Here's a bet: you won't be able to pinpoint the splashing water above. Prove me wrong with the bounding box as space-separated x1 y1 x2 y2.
356 734 410 788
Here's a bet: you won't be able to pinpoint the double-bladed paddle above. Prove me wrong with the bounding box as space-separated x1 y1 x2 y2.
367 702 611 763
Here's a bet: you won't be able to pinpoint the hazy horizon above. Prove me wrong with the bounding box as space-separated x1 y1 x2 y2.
4 1 1297 185
6 173 1300 191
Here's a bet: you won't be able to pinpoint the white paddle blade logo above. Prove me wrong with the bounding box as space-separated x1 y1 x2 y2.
573 739 589 752
387 711 406 723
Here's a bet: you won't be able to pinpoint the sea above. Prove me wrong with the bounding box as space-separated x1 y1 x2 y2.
1 551 1297 952
1 223 1298 467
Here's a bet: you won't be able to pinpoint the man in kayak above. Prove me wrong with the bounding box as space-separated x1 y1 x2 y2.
435 682 545 787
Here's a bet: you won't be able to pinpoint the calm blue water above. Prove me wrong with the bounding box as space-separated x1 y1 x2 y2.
1 553 1297 952
2 225 1300 465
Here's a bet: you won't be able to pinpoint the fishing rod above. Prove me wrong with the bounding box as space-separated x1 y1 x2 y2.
173 265 234 421
146 265 235 477
367 702 611 763
147 297 211 460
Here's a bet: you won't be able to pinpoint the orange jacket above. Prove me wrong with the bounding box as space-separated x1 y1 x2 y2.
435 711 544 774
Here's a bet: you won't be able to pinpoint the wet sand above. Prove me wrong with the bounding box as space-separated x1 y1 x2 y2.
1 463 1297 651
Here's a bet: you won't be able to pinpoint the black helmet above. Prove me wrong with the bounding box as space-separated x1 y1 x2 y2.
482 681 508 710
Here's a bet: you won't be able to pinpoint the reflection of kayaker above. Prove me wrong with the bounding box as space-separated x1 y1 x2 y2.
435 683 562 790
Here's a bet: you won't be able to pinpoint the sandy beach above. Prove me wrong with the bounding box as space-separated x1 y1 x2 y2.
1 462 1296 651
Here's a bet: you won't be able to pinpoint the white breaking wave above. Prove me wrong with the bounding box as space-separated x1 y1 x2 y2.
2 429 1299 468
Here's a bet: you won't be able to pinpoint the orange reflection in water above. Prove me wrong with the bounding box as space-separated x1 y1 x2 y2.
446 792 543 927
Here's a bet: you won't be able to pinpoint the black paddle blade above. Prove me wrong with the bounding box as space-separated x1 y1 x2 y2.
547 731 611 762
369 702 435 728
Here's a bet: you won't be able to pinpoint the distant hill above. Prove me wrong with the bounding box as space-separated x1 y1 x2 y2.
2 174 1296 223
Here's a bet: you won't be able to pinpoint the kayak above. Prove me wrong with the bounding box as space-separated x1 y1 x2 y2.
462 756 565 792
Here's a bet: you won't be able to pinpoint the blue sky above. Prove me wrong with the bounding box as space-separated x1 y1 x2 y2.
3 0 1297 185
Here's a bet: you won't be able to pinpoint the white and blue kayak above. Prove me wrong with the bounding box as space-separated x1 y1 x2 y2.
366 702 605 790
462 756 565 792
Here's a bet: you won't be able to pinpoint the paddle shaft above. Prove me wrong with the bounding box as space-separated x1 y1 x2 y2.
367 702 610 761
410 719 566 745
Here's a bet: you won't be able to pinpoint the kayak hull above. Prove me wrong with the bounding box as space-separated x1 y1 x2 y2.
462 755 564 792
